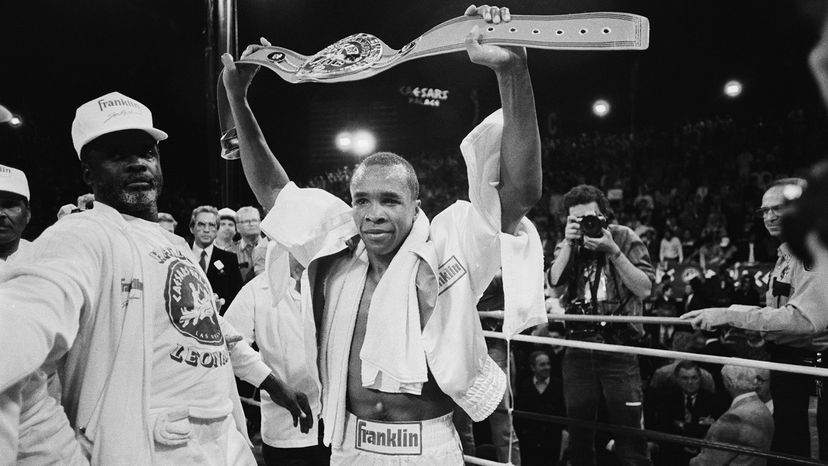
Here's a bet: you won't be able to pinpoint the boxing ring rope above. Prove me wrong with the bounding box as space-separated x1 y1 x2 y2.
479 311 691 326
483 330 828 378
459 313 828 466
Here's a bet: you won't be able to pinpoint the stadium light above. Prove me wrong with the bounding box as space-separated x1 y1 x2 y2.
724 80 742 98
352 130 376 156
592 99 610 118
335 131 353 152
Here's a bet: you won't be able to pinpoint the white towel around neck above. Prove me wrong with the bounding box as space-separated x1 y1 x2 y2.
359 212 432 394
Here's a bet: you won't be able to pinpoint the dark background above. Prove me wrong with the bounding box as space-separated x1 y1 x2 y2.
1 0 827 237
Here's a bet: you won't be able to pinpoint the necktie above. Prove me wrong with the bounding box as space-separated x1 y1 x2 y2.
685 395 694 423
200 250 208 272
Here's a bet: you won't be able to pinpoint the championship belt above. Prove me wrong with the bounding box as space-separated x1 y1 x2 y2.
218 12 650 159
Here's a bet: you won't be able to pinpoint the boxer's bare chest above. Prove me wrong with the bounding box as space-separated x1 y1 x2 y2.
345 268 451 421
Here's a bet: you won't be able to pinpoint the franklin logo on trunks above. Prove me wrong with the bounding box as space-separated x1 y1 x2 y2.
164 259 224 345
437 255 467 295
355 419 422 455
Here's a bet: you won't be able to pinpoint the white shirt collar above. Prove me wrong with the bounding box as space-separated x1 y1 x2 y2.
193 243 214 257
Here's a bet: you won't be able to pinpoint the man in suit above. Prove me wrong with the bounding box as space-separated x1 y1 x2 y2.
650 361 726 465
690 365 773 466
515 350 565 465
189 205 243 315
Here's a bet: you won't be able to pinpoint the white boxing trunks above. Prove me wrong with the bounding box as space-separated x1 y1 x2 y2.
331 412 463 465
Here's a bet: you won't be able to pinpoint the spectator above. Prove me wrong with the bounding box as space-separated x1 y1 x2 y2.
0 164 31 263
689 365 773 466
235 206 262 283
224 258 328 465
659 228 684 269
650 361 726 466
215 207 238 252
189 205 243 315
157 211 177 234
515 351 565 466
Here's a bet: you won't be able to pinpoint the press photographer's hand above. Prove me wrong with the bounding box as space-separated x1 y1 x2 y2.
564 216 583 243
582 228 620 255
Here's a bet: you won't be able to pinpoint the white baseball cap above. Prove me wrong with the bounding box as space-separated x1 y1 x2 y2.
0 164 30 201
71 91 168 157
218 207 237 221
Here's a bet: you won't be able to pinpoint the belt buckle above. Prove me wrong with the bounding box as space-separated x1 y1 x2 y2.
355 418 423 455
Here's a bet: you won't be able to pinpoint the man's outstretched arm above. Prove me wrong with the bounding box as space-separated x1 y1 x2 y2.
465 5 542 234
221 42 290 210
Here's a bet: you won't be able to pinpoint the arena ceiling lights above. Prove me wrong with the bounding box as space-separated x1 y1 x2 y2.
335 129 376 157
724 79 743 98
592 99 611 118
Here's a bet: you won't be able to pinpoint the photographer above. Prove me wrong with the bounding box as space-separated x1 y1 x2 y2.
548 184 655 466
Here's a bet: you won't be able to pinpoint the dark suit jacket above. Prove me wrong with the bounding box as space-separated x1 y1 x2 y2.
203 246 243 315
514 375 565 446
652 388 726 439
690 393 774 466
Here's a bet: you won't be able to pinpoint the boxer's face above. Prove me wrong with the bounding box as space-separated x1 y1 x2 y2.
350 164 419 262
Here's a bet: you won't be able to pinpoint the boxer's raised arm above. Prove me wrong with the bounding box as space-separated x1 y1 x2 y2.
465 5 542 235
221 42 290 210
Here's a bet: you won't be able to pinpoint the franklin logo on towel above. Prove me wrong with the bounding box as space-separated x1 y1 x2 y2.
437 255 467 295
356 419 422 455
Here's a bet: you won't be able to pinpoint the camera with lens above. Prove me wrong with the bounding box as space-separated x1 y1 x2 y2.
578 213 607 238
566 298 645 345
566 298 602 340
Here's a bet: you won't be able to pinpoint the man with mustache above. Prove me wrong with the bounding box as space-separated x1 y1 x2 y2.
0 92 311 464
0 164 31 265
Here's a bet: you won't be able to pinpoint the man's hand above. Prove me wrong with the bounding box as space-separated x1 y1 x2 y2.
680 307 732 331
260 373 313 433
564 216 583 244
582 228 620 255
221 37 272 100
224 334 242 351
464 5 527 72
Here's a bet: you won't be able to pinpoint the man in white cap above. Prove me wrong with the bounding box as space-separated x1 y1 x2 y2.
0 92 312 464
0 164 31 263
215 207 238 253
0 164 83 465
